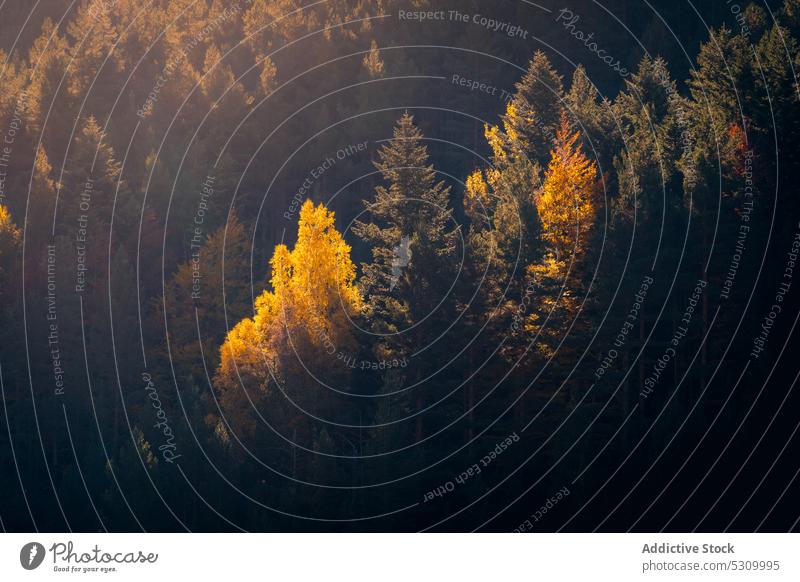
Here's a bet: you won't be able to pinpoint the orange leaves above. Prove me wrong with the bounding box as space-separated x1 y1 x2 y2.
0 204 21 290
724 122 750 180
0 205 21 269
537 114 599 259
269 244 292 300
484 102 524 162
522 115 599 349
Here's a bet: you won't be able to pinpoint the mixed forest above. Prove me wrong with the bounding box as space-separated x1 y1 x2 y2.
1 0 799 531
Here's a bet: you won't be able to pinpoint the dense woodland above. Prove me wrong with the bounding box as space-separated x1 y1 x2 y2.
1 0 799 531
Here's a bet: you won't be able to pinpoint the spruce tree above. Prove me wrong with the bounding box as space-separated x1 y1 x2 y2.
505 51 565 165
565 65 617 179
354 113 457 336
354 113 458 440
60 115 126 231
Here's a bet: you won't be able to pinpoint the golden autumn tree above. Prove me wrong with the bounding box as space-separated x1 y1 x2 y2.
213 200 362 445
537 112 599 259
526 113 599 357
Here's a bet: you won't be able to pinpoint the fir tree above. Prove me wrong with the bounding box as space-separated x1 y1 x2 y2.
354 113 457 335
354 113 459 440
504 51 565 164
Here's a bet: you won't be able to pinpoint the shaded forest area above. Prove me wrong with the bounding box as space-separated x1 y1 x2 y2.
1 0 799 531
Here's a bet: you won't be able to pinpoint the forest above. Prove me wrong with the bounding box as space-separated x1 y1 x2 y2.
0 0 799 532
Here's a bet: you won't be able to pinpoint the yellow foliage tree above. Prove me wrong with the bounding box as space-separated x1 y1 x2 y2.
214 201 361 441
526 114 599 357
536 113 598 259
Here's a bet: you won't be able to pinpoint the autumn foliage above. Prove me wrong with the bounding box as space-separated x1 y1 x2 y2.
214 201 361 440
537 113 599 260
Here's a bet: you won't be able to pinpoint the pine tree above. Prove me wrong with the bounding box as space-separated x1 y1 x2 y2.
462 99 542 358
354 113 459 440
504 51 564 164
687 27 752 141
782 0 800 38
754 24 800 189
565 65 617 178
157 213 252 380
59 115 125 231
64 0 123 119
354 113 457 335
613 56 685 237
362 40 385 79
26 19 74 161
610 57 681 400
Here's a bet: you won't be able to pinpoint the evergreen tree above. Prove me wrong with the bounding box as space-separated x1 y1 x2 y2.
355 113 457 333
156 213 252 381
354 113 459 440
504 51 565 165
60 115 126 232
565 65 617 180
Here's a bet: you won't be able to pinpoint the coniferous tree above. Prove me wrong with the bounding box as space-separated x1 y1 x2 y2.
460 101 542 432
504 51 565 165
156 213 252 384
354 113 459 440
463 94 542 362
565 65 618 180
60 115 126 231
